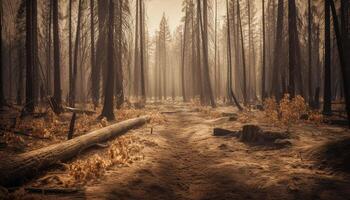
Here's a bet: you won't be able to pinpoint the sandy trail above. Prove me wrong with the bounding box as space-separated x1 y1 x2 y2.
42 104 350 200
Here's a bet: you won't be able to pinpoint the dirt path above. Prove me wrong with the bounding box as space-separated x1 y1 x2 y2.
41 104 350 200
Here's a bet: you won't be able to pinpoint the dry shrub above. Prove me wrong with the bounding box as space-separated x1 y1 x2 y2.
263 97 279 124
0 132 26 149
280 94 307 130
263 94 309 131
66 136 143 186
308 111 323 126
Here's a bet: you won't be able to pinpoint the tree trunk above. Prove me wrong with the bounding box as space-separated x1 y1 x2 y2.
308 0 313 105
115 0 124 108
0 116 150 187
262 0 266 101
70 0 82 107
0 0 4 107
100 0 115 121
25 0 34 113
288 0 297 98
181 6 188 102
330 0 350 126
341 0 350 126
52 0 61 110
271 0 284 100
134 0 140 98
323 0 332 115
139 0 146 103
90 0 98 107
198 0 216 108
237 0 247 105
226 0 241 110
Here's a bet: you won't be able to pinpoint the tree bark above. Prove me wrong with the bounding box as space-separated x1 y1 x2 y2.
0 0 4 107
262 0 266 101
0 116 150 187
237 0 247 105
25 0 34 113
100 0 115 121
198 0 216 108
308 0 313 105
70 0 82 107
181 6 188 102
139 0 146 103
52 0 61 110
323 0 332 115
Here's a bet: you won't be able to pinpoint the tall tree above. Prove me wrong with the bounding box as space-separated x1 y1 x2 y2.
52 0 61 110
139 0 146 102
329 0 350 125
340 0 350 126
25 0 34 113
68 0 73 105
70 0 82 107
90 0 98 107
323 0 332 115
271 0 284 100
198 0 216 107
181 4 189 102
226 0 242 110
0 0 4 107
308 0 313 105
100 0 115 120
262 0 266 101
288 0 299 98
236 0 247 105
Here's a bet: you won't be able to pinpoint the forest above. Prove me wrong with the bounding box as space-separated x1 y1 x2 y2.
0 0 350 199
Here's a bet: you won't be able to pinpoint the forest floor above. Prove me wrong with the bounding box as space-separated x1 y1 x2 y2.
1 102 350 200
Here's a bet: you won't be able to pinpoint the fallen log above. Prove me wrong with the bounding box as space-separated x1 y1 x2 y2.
0 116 150 187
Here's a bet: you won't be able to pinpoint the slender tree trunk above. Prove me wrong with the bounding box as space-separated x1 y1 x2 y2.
196 1 204 104
134 0 140 98
114 0 124 108
25 0 34 113
52 0 61 110
0 0 4 107
323 0 332 115
46 0 52 96
100 0 115 121
288 0 297 97
90 0 98 107
271 0 284 100
237 0 247 105
70 0 82 107
68 0 72 105
308 0 313 105
262 0 266 101
181 7 188 102
226 0 242 110
139 0 146 103
214 0 218 99
198 0 216 108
